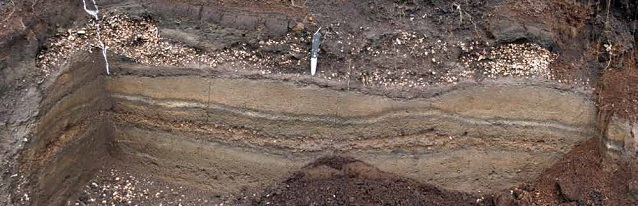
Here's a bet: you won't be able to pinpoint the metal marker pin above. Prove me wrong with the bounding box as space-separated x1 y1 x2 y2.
311 28 322 75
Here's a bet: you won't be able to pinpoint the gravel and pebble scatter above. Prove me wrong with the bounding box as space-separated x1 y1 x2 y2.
464 43 558 79
38 12 566 88
70 168 224 206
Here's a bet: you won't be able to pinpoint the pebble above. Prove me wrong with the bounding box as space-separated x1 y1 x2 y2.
37 12 571 92
73 169 217 205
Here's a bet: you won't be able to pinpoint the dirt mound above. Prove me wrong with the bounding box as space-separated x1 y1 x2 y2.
242 156 491 206
493 138 638 205
241 138 638 206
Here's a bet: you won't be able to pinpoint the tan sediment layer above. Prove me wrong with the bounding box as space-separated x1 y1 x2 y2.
106 74 596 193
107 76 593 127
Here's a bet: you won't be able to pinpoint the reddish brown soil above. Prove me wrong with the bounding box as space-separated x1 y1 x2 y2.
597 49 638 123
495 138 638 205
240 156 492 206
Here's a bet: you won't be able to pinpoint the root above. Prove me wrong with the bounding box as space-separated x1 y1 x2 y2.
452 2 480 37
347 59 353 91
601 0 614 70
291 0 308 8
31 0 38 10
18 19 25 30
604 42 613 70
2 0 16 23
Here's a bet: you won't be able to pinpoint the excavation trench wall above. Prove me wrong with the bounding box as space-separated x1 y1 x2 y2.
4 0 636 204
104 65 596 195
16 55 113 205
14 61 600 204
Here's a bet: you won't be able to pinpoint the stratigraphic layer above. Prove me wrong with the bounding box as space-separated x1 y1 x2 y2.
106 72 596 193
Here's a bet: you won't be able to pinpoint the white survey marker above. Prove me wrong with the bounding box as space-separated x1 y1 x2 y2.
310 28 322 75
